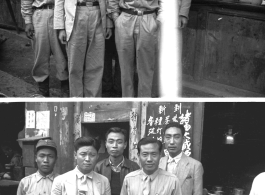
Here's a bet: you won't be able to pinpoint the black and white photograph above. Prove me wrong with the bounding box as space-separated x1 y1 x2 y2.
1 0 265 195
0 101 264 195
1 0 265 97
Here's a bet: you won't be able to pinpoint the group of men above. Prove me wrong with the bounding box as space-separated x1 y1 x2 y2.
21 0 192 97
17 122 204 195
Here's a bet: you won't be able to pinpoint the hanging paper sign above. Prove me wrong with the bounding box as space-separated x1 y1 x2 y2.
84 112 96 122
36 111 50 130
26 110 35 128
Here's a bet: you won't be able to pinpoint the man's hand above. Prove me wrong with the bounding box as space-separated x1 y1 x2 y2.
112 12 119 24
105 28 112 39
25 23 34 39
58 30 67 44
179 15 188 29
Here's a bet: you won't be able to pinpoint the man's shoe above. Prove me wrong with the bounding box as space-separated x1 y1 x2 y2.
38 77 49 97
61 79 69 97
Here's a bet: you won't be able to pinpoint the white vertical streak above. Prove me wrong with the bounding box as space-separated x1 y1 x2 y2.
159 0 182 97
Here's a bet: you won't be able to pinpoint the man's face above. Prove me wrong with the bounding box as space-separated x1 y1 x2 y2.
75 146 98 174
138 143 161 175
35 148 57 176
164 127 184 157
106 132 127 158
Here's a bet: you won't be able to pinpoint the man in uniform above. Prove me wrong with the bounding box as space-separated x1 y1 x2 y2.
108 0 161 97
21 0 69 97
51 136 111 195
159 122 204 195
94 127 139 195
17 139 58 195
120 137 182 195
54 0 113 97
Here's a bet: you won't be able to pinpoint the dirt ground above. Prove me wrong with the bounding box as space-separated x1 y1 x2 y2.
0 28 213 98
0 28 61 97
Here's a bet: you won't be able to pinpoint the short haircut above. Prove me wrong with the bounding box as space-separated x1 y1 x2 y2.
105 127 127 142
74 136 100 152
137 137 162 154
36 147 57 157
164 122 185 137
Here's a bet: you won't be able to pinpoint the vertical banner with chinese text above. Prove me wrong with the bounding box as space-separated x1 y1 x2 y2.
145 102 193 157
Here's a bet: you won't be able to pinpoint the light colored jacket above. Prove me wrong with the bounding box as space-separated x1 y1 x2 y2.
159 153 203 195
51 170 111 195
54 0 113 41
179 0 192 18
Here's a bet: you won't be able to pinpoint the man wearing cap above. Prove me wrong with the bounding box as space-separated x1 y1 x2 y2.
108 0 161 97
21 0 69 97
17 139 58 195
51 136 111 195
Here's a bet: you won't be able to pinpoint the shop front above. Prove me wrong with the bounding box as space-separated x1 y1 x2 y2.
183 0 265 97
21 101 204 175
2 102 265 195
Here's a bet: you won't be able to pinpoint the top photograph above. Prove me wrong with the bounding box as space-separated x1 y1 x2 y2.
0 0 265 98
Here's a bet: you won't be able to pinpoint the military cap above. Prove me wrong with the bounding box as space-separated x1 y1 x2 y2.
36 139 57 151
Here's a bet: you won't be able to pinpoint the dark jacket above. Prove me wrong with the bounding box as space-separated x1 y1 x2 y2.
94 157 140 185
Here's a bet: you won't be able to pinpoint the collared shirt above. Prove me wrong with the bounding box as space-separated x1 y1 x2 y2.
167 152 183 174
21 0 54 24
17 171 56 195
120 168 182 195
109 157 124 172
75 166 94 195
250 172 265 195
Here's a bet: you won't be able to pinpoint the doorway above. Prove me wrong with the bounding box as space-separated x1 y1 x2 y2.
82 122 130 162
0 102 25 172
201 102 265 194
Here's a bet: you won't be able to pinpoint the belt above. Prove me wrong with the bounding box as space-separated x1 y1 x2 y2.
120 8 157 16
77 1 99 6
33 4 54 10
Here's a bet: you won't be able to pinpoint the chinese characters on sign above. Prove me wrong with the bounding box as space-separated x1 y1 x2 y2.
26 110 35 128
84 112 96 122
146 103 192 156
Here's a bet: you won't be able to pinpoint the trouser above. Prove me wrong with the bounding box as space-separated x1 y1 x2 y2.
115 12 158 97
68 6 105 97
102 28 122 96
32 8 68 82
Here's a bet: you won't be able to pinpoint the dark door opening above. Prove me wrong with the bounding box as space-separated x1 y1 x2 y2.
82 122 130 162
201 102 265 194
0 102 25 172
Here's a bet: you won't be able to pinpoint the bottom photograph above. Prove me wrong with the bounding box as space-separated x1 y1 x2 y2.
0 101 264 195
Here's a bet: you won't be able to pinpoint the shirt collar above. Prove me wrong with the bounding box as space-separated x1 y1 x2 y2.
36 171 55 183
141 168 160 182
167 152 182 163
109 156 124 167
75 166 93 180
